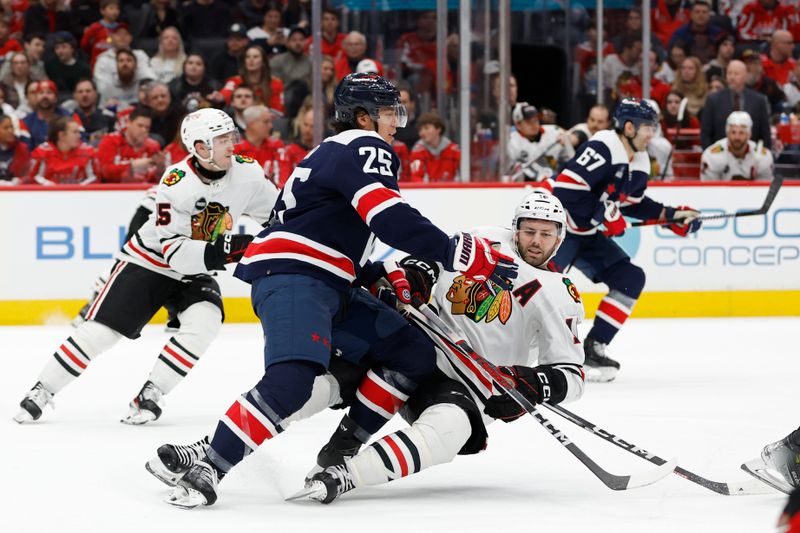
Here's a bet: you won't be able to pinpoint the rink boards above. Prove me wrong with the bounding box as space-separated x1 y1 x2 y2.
0 182 798 324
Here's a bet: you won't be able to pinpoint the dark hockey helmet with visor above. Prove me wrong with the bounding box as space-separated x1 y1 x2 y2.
613 98 658 132
334 73 408 128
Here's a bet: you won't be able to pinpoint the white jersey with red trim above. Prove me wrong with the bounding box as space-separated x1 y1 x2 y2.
429 226 585 421
700 138 774 181
118 155 279 280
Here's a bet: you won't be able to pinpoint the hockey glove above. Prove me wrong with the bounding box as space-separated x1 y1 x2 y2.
602 200 626 237
204 233 254 270
381 260 413 304
663 205 702 237
447 232 518 290
483 365 565 423
398 256 440 303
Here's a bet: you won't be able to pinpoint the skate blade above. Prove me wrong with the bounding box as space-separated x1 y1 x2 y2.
12 409 34 424
165 486 207 509
741 458 793 495
121 408 158 425
584 367 618 383
285 482 325 502
145 458 182 487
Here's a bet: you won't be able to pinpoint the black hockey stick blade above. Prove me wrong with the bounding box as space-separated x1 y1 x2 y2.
405 302 676 491
630 177 784 227
544 403 776 496
741 459 794 495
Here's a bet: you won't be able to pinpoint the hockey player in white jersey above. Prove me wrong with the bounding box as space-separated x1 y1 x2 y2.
299 191 586 503
507 102 575 182
700 111 773 181
14 108 279 424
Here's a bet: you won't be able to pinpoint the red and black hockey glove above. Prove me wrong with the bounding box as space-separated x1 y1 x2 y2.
663 205 702 237
381 260 413 304
204 233 254 270
602 200 627 237
483 365 565 423
447 232 518 291
398 256 440 303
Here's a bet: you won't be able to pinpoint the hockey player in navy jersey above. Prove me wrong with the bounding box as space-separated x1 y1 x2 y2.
162 73 518 508
550 98 702 382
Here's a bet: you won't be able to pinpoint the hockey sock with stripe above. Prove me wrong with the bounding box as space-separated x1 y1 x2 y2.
349 367 415 435
589 290 637 345
38 320 122 394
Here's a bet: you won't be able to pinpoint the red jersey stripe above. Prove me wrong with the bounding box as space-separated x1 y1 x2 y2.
126 241 170 268
245 237 355 277
357 374 405 416
354 187 401 224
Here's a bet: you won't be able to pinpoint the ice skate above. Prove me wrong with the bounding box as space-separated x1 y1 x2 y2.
165 460 219 509
742 436 800 494
583 337 620 382
306 415 364 482
287 464 355 504
121 381 164 425
146 436 210 487
13 382 54 423
164 311 181 333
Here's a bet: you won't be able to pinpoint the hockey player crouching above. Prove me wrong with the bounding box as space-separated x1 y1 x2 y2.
297 191 586 503
14 108 279 424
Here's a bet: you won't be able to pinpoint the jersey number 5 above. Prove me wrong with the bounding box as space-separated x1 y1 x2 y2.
359 146 393 176
575 146 606 171
156 203 171 225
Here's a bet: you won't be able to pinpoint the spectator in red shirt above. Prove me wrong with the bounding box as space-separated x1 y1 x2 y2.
220 44 284 113
652 0 692 47
762 30 797 85
0 112 30 184
279 102 313 184
305 8 345 61
614 51 672 109
738 0 794 42
80 0 122 67
27 116 98 185
334 31 383 81
395 10 436 79
392 139 411 181
409 112 460 182
235 104 284 183
97 106 164 183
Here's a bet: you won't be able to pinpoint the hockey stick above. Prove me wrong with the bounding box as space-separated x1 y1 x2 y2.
630 176 783 227
404 299 677 491
659 97 688 182
542 403 776 496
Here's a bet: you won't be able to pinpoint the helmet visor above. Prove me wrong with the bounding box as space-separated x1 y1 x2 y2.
211 130 241 150
371 105 408 128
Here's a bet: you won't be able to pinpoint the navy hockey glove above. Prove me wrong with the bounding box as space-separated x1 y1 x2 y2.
447 232 518 290
204 233 254 270
663 205 702 237
483 365 566 423
398 256 440 303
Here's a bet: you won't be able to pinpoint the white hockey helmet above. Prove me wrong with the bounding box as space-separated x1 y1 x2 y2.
726 111 753 132
512 191 567 265
180 108 238 165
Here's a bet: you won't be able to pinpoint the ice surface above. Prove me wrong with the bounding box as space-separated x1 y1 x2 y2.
2 318 796 533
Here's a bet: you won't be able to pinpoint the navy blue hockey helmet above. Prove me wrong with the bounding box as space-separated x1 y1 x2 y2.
613 98 658 132
334 73 408 127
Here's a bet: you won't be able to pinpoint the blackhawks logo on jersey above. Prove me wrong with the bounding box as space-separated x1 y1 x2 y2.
446 275 512 325
191 202 232 241
235 155 256 164
164 168 185 186
563 277 581 303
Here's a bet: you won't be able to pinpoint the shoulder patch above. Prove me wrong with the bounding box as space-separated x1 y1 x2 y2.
710 144 724 153
562 277 581 303
163 168 185 186
235 154 256 164
760 147 768 155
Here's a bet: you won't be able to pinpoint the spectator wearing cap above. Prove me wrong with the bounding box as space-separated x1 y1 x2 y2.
247 3 288 56
701 59 772 147
668 1 726 64
335 32 384 81
168 53 223 108
672 56 709 117
96 49 143 109
180 0 232 40
652 0 691 48
140 0 183 39
72 79 115 146
270 25 311 88
220 44 284 113
45 32 91 96
0 112 30 185
97 105 164 182
26 116 98 185
762 30 797 85
737 0 794 42
395 10 436 79
704 34 735 82
209 23 250 83
742 48 787 112
233 0 269 29
80 0 122 66
235 104 284 183
507 102 574 182
0 51 44 109
23 80 80 149
409 112 460 182
150 27 187 84
0 18 22 58
305 8 345 61
93 25 156 87
22 0 79 41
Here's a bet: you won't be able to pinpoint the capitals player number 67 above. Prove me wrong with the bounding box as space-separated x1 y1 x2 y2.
575 147 607 171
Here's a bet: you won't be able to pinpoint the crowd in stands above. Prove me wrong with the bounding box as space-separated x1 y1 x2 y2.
0 0 792 185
